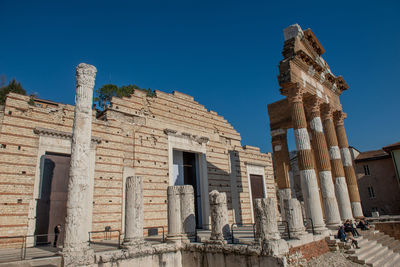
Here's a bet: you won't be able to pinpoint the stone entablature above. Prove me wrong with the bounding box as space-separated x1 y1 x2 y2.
0 86 274 238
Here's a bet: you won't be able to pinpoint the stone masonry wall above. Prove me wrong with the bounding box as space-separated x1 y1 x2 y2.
0 91 275 241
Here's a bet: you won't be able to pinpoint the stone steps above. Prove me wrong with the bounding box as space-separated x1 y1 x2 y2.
345 230 400 266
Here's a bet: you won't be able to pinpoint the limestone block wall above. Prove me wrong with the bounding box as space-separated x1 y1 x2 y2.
0 90 275 240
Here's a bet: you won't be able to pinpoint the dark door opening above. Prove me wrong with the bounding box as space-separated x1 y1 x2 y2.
35 153 70 245
173 150 202 228
250 174 264 209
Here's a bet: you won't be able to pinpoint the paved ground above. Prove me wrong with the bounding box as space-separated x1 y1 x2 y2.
0 236 165 264
302 251 364 267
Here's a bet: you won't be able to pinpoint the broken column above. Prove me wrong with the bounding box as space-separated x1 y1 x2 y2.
284 198 307 239
209 190 230 243
167 186 183 243
180 185 196 240
254 198 288 256
62 63 97 265
123 176 144 247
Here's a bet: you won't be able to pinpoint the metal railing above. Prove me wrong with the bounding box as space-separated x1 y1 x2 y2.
230 223 256 244
88 230 121 248
0 235 26 260
304 218 315 235
143 226 166 242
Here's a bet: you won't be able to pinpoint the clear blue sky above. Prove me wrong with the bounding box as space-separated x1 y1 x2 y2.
1 0 399 153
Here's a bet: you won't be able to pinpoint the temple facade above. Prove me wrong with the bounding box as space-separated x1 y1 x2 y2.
0 89 275 242
268 24 363 231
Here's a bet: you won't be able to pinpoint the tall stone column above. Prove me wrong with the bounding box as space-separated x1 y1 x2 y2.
271 128 293 220
305 96 341 228
209 190 230 243
282 85 326 233
180 185 196 240
334 111 363 218
62 63 97 265
123 176 144 246
284 198 307 239
254 198 288 256
167 186 183 243
320 105 353 220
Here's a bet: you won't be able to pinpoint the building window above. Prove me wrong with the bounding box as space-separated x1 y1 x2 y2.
363 165 371 176
368 186 375 199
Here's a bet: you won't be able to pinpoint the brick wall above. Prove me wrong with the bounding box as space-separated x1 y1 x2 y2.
375 222 400 240
288 239 330 263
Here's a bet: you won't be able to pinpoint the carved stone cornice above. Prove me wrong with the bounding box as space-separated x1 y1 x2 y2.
33 127 101 144
163 128 209 144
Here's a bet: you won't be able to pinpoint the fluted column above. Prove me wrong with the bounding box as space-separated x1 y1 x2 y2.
271 129 293 220
63 63 97 266
167 186 183 243
334 111 363 218
321 105 353 220
305 96 341 228
282 85 326 233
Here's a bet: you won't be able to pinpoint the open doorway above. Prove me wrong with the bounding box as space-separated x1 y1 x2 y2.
35 152 70 245
172 150 202 228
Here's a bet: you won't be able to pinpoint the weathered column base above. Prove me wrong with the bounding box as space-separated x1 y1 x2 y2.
351 202 363 219
259 239 289 257
284 198 307 240
122 237 145 248
61 247 94 267
166 234 184 245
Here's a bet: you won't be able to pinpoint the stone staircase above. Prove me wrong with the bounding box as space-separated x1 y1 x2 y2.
343 230 400 266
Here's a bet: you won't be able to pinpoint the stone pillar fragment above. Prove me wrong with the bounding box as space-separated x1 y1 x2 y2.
62 63 97 266
334 111 363 218
123 176 144 246
209 190 230 243
167 186 183 243
305 96 341 228
254 198 288 256
282 85 326 234
321 104 353 220
271 129 294 220
284 198 307 239
180 185 196 240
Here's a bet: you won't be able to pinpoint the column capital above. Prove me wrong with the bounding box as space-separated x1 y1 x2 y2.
304 94 323 118
333 110 347 126
281 83 305 103
320 103 334 121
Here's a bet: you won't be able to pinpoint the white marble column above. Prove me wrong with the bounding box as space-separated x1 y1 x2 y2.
283 85 326 234
167 186 183 243
180 185 196 240
62 63 97 266
254 198 288 256
209 190 230 243
123 176 144 246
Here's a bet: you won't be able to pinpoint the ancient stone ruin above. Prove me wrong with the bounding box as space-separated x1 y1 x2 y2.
0 24 372 266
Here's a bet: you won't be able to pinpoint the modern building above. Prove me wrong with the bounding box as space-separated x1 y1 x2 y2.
355 144 400 216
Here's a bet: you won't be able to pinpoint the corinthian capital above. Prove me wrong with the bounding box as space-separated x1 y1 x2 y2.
76 63 97 88
333 110 347 126
304 94 323 117
320 103 334 121
281 83 305 103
